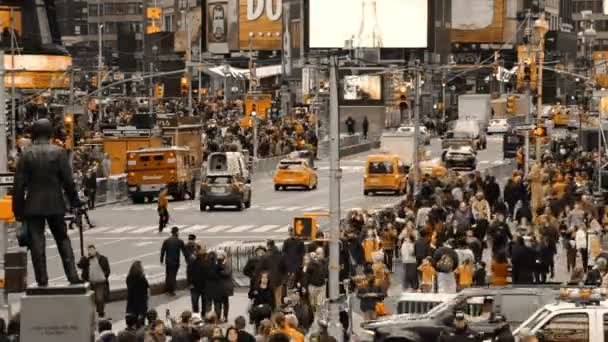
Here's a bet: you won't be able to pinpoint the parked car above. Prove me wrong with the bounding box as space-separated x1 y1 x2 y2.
487 118 511 134
443 145 477 170
199 174 251 211
396 126 431 145
512 288 607 342
366 287 558 342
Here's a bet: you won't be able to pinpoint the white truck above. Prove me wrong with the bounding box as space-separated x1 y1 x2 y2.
511 290 607 342
458 94 492 128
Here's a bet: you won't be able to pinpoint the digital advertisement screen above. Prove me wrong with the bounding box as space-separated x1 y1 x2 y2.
309 0 428 49
343 75 382 101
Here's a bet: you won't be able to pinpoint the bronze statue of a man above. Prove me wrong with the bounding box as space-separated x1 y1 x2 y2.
12 118 82 286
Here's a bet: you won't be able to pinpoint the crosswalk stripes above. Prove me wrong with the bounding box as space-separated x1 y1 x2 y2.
250 224 279 233
274 225 289 233
75 223 292 236
106 225 136 233
226 225 255 233
205 225 232 233
180 225 209 233
284 206 304 212
130 225 159 234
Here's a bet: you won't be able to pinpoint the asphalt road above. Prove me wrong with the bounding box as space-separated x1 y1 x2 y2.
13 136 508 289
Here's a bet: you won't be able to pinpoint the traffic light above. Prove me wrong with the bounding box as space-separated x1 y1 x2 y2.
534 126 547 138
507 95 517 114
180 77 188 97
154 83 164 98
293 217 317 240
64 114 74 150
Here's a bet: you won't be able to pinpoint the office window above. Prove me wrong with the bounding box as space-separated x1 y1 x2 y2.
74 25 80 35
88 5 97 16
163 14 173 32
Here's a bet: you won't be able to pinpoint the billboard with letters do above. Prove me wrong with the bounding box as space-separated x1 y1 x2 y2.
239 0 282 50
308 0 428 49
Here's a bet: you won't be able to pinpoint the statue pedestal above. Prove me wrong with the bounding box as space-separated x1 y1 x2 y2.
20 284 95 342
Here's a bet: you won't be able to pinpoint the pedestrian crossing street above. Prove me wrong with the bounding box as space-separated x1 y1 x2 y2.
66 223 292 236
108 202 330 213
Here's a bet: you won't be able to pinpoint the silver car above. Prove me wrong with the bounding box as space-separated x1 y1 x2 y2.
396 126 431 145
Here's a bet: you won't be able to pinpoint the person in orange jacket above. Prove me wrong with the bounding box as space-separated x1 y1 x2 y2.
158 188 169 232
362 228 380 265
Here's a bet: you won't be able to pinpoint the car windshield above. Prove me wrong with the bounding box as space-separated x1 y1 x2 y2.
368 161 394 174
517 308 551 334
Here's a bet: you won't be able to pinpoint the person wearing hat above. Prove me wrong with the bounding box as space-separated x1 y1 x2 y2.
243 245 267 289
492 314 515 342
438 311 481 342
184 234 197 264
160 227 188 296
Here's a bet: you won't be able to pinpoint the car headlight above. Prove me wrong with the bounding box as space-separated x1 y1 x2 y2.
361 329 375 337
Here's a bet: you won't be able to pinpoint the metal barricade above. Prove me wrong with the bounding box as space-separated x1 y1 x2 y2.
94 174 128 206
95 178 108 204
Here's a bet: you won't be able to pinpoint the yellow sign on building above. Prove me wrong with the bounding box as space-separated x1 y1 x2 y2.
147 7 162 19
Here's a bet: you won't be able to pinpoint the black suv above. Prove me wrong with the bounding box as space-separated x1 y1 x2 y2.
365 287 558 342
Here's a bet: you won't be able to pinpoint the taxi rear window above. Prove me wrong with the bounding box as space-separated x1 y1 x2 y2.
279 162 304 170
368 161 394 174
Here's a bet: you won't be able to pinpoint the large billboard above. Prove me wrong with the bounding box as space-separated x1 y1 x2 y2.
239 0 282 50
451 0 505 43
309 0 428 49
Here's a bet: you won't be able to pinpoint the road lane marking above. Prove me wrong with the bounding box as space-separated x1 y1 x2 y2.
134 241 156 247
273 225 290 233
105 226 136 233
284 207 303 212
181 225 209 233
226 225 255 233
302 206 325 211
130 225 159 234
205 225 232 233
84 226 113 234
250 225 279 232
264 206 281 211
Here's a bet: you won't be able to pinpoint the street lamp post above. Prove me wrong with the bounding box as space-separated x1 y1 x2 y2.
98 24 104 127
441 81 446 122
534 14 548 163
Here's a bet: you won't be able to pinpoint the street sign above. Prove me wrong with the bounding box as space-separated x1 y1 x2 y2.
0 173 14 187
515 124 536 131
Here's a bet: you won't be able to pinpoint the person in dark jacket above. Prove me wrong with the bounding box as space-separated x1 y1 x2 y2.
12 118 82 286
160 226 188 296
535 237 554 284
362 116 369 140
438 312 481 342
282 227 305 286
488 213 512 256
118 314 138 342
414 233 432 266
234 316 255 342
257 240 287 308
78 245 111 317
125 260 149 323
511 236 535 284
483 176 501 210
184 234 198 265
249 272 274 329
492 314 515 342
97 319 118 342
215 251 233 323
503 178 525 219
84 169 97 209
187 245 208 314
243 246 266 289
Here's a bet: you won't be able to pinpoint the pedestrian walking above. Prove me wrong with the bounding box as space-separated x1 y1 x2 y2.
282 227 305 288
184 234 197 264
126 260 149 324
84 169 97 209
157 188 169 232
160 226 188 296
345 116 355 135
186 244 208 314
400 234 418 291
216 250 233 323
143 320 166 342
78 245 111 318
249 272 274 329
362 116 369 140
380 224 398 272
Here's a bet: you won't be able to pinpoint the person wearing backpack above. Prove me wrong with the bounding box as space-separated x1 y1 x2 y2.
433 241 459 293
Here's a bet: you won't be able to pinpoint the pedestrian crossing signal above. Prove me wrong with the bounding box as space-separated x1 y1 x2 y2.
294 217 316 239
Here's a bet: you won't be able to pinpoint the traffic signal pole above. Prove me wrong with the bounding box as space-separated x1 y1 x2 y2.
327 54 343 342
0 51 10 317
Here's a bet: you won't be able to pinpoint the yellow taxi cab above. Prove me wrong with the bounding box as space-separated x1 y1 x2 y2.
273 158 318 191
364 154 408 196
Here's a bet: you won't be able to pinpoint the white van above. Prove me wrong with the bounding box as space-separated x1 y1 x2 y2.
204 152 250 180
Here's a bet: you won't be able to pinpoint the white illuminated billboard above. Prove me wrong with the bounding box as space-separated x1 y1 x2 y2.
309 0 428 49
